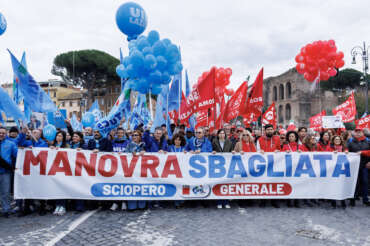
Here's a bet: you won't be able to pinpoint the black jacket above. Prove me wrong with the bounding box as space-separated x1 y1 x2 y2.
87 137 113 152
212 138 233 152
347 137 370 168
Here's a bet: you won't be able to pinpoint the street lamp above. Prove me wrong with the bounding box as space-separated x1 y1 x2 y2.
351 42 370 115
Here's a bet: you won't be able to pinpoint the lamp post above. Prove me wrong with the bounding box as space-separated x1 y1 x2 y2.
351 42 370 115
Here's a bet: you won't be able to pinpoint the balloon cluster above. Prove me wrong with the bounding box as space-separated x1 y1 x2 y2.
295 40 345 82
115 2 147 41
0 13 7 36
116 30 183 95
194 67 233 100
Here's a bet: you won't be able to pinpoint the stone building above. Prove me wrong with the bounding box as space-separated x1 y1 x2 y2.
263 68 339 128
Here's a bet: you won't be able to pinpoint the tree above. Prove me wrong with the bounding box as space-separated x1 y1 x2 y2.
320 68 363 91
52 49 120 106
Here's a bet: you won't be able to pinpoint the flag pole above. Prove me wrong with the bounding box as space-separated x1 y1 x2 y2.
213 68 216 128
149 89 154 120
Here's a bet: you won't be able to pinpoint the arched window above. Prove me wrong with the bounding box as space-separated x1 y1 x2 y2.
279 84 284 100
286 82 292 99
285 104 291 121
273 86 277 101
278 105 284 123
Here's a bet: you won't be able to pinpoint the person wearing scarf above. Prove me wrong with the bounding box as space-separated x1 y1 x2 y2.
318 131 332 152
328 135 349 209
233 130 256 153
125 130 147 210
185 127 212 153
298 133 320 207
49 131 70 216
212 129 233 209
282 131 299 152
347 128 370 206
282 131 300 208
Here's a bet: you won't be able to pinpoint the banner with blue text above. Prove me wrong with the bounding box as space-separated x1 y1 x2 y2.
15 148 360 200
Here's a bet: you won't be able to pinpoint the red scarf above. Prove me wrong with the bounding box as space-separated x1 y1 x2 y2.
354 136 366 142
333 145 343 152
242 140 256 152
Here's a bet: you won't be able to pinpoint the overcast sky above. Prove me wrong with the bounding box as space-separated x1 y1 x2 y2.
0 0 370 90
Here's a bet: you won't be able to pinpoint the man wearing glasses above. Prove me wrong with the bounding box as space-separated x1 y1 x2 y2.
185 127 212 153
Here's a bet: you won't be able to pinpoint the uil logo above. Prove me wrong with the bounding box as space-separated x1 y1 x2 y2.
129 7 146 27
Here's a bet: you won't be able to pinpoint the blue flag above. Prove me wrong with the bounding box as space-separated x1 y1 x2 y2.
151 86 167 132
185 69 191 97
95 82 131 136
8 49 57 113
88 100 102 124
0 86 26 123
168 73 182 112
71 113 83 131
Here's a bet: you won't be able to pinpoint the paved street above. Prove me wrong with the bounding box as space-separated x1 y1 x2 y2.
0 201 369 246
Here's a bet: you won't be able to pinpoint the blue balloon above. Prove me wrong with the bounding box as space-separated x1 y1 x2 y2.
116 2 147 40
43 124 57 142
149 70 162 84
144 54 157 70
129 50 145 69
0 13 6 36
137 38 150 51
142 46 153 56
122 57 130 67
161 72 171 85
147 30 160 45
162 38 172 47
82 112 95 127
156 56 167 71
153 41 166 56
151 85 162 95
116 64 125 77
173 62 183 74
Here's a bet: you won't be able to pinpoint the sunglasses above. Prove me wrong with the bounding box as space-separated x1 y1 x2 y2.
196 132 202 134
132 134 140 137
242 134 249 137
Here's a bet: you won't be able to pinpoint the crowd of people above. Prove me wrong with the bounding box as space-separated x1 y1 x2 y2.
0 120 369 218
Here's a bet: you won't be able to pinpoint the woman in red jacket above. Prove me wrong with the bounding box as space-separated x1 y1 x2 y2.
282 131 299 152
318 131 332 151
298 133 319 152
298 133 320 207
329 135 348 209
282 131 300 208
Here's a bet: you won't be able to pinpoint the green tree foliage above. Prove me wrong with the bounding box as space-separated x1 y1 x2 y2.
52 49 120 105
320 68 362 90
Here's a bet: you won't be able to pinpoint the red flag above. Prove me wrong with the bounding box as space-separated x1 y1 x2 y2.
242 68 264 122
261 102 276 128
187 67 216 112
332 92 356 123
355 114 370 129
223 82 248 122
179 68 216 122
309 110 326 131
179 92 193 124
196 109 208 128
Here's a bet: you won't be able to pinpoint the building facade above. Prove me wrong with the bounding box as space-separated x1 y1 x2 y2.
263 68 339 128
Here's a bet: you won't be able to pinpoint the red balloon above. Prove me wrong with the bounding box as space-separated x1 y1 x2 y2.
295 54 305 63
328 68 337 77
337 51 344 60
304 72 315 82
336 59 345 68
320 72 330 81
296 63 305 74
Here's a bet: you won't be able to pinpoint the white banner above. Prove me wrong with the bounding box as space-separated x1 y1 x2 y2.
322 116 344 129
15 148 360 200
